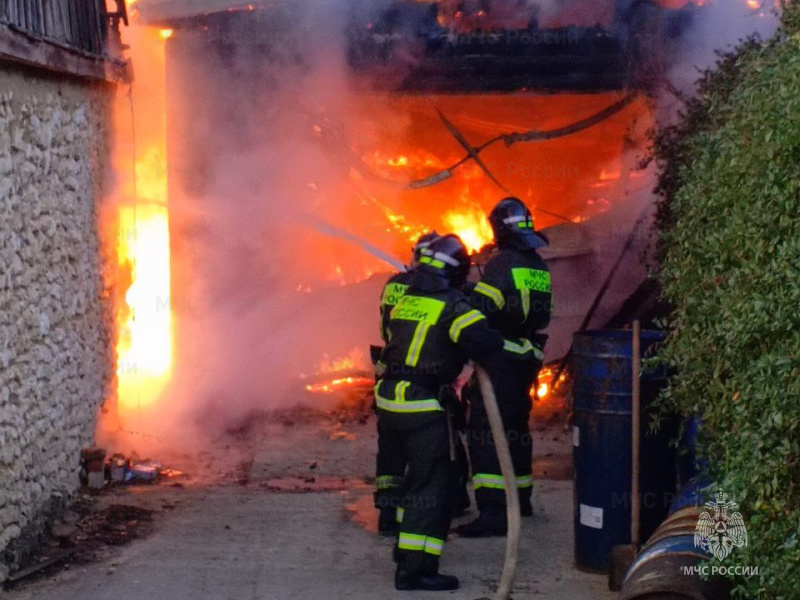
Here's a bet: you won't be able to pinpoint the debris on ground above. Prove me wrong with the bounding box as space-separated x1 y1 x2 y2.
3 495 156 589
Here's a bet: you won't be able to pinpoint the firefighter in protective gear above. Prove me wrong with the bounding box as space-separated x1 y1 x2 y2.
375 231 440 536
455 197 552 538
376 234 515 591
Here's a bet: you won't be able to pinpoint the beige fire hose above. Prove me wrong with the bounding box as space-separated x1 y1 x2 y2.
476 366 521 600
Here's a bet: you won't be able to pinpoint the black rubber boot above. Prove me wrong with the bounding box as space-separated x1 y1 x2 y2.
520 499 533 517
378 508 398 536
395 568 460 591
453 512 507 537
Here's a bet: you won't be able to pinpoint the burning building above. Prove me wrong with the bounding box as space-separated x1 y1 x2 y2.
0 0 780 583
78 0 786 444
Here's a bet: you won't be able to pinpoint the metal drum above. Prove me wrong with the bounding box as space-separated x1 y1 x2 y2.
572 329 677 573
620 533 724 600
621 484 730 600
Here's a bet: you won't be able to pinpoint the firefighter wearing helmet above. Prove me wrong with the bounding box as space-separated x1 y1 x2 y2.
374 231 440 536
375 234 519 591
455 197 552 537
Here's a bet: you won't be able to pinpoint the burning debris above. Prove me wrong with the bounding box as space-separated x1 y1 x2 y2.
301 348 375 409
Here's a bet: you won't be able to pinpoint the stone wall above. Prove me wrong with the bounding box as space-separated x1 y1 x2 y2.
0 63 116 581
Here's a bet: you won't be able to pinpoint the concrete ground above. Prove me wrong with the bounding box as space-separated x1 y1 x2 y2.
6 412 617 600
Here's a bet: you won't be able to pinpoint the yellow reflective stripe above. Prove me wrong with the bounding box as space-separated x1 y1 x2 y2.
405 323 430 367
376 476 402 490
396 506 405 524
419 256 446 269
473 473 533 490
516 475 533 489
503 339 533 354
425 537 445 556
374 384 443 413
474 281 505 309
376 397 443 413
394 381 410 402
503 339 544 360
398 533 445 556
473 473 506 490
448 309 486 343
398 532 427 551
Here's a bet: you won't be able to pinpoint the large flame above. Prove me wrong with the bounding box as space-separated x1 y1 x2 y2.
112 16 174 415
442 203 494 253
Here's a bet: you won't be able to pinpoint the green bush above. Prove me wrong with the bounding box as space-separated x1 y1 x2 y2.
653 5 800 598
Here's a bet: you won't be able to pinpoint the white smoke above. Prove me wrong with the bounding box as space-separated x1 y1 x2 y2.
661 0 780 112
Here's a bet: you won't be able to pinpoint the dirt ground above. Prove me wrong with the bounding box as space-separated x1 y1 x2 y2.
3 408 617 600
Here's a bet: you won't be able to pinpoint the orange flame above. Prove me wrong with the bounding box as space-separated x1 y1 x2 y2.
316 348 367 374
442 203 494 253
305 376 375 394
113 18 174 415
531 366 566 401
303 348 373 394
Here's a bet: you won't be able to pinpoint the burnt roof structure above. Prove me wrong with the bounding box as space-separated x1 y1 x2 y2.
138 0 695 94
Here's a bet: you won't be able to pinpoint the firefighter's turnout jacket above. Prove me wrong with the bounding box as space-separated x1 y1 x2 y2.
467 246 552 512
376 270 511 572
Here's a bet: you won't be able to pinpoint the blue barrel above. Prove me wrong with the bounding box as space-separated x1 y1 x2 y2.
621 483 730 600
572 329 677 573
620 534 720 600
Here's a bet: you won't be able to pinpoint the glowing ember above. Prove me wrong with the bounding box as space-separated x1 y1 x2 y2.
531 366 566 401
363 150 446 175
159 29 173 39
303 348 373 395
305 376 375 394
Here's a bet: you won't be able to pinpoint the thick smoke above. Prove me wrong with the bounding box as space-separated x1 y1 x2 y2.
126 0 412 448
654 0 779 119
117 0 782 453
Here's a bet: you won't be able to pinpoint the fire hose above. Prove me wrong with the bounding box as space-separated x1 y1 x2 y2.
475 366 520 600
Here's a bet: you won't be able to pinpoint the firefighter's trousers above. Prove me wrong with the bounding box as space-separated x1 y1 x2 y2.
465 358 539 515
377 411 453 574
